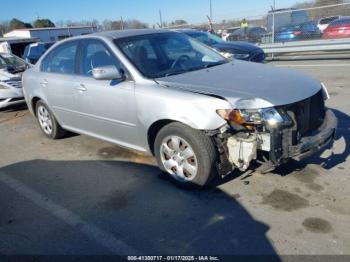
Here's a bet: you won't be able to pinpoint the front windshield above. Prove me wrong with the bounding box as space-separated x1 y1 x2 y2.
0 53 26 69
114 32 227 78
187 32 224 46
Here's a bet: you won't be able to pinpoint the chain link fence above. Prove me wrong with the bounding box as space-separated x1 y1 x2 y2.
165 2 350 45
265 2 350 44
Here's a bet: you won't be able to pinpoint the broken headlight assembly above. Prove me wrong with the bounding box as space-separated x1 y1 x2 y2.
216 107 287 127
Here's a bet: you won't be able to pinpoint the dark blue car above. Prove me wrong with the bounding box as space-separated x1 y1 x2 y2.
179 30 265 63
23 42 55 64
275 21 322 42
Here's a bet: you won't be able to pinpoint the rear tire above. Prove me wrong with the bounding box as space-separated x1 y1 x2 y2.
154 122 217 188
36 100 66 139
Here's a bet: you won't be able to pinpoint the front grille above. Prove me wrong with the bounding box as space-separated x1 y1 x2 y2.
278 90 325 142
3 80 22 88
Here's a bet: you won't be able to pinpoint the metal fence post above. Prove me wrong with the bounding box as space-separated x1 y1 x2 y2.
272 0 275 59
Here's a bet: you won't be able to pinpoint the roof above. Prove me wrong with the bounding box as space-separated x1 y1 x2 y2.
172 28 197 33
92 29 173 40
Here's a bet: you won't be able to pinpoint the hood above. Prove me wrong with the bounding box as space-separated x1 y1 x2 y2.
0 68 21 81
213 41 261 53
156 60 321 109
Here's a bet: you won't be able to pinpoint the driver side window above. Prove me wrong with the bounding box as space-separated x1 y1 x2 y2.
79 40 125 77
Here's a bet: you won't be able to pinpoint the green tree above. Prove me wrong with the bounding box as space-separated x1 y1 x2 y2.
33 19 55 28
9 18 32 30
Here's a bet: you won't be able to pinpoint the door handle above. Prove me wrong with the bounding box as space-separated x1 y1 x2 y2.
40 79 48 87
75 84 87 92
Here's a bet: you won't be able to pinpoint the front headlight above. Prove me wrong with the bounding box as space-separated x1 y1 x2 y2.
0 83 9 89
216 107 285 127
233 53 250 59
219 51 233 59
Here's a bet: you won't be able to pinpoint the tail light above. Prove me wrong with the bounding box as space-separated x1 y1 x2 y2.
293 31 302 35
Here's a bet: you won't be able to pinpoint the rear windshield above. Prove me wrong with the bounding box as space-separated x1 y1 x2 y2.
320 17 339 25
277 25 300 32
329 18 350 26
186 31 223 46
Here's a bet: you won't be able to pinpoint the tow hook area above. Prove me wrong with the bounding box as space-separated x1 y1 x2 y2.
227 133 257 171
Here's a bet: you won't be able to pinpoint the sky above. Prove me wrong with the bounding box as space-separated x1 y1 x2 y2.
2 0 300 26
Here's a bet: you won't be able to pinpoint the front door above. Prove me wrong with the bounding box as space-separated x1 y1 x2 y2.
73 39 139 148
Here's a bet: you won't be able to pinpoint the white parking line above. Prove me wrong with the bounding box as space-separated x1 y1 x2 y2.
0 171 138 255
275 64 350 67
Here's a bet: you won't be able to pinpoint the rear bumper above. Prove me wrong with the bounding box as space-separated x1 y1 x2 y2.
289 109 337 160
0 97 26 109
0 88 25 109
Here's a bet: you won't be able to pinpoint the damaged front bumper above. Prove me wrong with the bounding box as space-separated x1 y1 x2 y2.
289 110 337 160
214 109 337 175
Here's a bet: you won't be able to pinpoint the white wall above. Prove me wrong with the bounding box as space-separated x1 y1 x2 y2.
4 30 31 38
5 27 97 42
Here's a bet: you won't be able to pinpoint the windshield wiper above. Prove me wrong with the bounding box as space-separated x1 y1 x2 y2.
203 61 227 68
164 71 186 77
163 61 227 77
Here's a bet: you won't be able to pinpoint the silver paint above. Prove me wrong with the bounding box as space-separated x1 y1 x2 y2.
23 29 323 154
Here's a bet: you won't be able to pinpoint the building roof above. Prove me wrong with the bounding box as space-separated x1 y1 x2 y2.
0 36 38 43
8 26 97 32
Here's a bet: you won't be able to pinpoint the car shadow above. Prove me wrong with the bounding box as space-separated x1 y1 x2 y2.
0 159 279 257
272 108 349 176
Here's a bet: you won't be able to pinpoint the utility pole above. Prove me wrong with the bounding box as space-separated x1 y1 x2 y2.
209 0 213 22
272 0 276 44
120 16 124 30
159 9 163 28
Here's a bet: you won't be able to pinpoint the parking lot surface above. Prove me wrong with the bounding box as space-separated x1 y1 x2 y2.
0 59 349 256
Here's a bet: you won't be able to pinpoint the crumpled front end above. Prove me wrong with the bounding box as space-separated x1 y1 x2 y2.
212 89 338 175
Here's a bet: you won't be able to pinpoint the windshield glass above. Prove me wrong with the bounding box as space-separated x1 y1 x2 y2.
186 31 224 46
0 53 26 69
114 32 227 78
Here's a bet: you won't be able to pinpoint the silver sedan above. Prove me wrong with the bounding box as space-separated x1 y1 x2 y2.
22 29 337 188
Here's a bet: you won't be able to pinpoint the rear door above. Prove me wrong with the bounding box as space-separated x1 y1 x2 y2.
39 40 80 126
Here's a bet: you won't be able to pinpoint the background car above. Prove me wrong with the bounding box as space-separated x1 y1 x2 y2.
221 27 240 41
23 42 55 64
179 29 265 62
318 16 347 32
227 27 267 43
0 53 26 108
274 21 322 42
323 17 350 39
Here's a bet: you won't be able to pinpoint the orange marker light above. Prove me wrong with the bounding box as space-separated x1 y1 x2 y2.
229 110 245 125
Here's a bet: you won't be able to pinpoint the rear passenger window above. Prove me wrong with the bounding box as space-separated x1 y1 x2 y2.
41 41 78 74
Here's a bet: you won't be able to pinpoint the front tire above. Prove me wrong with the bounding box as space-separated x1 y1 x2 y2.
154 122 217 187
36 100 66 139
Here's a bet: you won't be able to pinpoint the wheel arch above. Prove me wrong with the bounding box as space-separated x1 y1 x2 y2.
147 119 176 155
31 96 42 116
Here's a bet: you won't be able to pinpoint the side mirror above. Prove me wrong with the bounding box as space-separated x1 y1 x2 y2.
92 65 124 81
